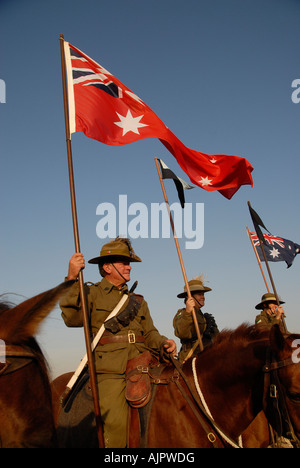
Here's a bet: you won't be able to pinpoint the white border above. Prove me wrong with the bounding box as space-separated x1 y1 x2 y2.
63 41 76 135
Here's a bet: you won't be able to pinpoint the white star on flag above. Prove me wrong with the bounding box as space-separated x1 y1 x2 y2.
199 176 213 187
114 110 148 136
269 247 280 259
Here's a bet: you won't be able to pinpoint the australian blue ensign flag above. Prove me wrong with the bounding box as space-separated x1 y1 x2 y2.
249 231 300 268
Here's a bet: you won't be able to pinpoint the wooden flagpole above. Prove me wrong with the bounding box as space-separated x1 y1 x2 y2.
247 202 287 333
246 226 270 293
246 227 278 446
59 34 104 448
246 225 277 446
155 157 204 352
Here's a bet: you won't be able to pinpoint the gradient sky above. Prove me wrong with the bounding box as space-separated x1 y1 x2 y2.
1 0 300 377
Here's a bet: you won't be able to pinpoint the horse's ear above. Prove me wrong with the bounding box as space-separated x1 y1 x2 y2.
0 281 74 343
269 324 285 353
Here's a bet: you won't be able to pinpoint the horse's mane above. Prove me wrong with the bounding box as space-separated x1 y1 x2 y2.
193 323 272 369
182 323 274 386
211 323 271 348
0 300 14 312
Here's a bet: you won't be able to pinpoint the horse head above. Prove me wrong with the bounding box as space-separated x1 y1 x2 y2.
0 280 74 344
172 323 300 448
0 280 74 447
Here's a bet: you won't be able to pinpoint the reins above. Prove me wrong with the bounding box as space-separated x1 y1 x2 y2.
191 357 243 448
168 355 242 448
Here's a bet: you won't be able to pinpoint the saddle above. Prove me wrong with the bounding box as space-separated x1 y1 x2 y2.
125 351 158 408
126 352 176 448
56 351 175 448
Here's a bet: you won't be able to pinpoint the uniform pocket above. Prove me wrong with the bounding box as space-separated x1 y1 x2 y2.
95 342 129 374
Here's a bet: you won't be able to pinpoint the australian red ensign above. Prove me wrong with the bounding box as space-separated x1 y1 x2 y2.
63 41 253 199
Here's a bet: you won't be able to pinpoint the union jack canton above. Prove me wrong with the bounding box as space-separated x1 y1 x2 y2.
250 231 300 268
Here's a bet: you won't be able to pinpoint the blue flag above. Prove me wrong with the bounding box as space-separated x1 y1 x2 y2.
249 231 300 268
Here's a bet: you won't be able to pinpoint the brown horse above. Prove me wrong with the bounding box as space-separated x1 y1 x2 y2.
0 281 73 447
52 323 300 448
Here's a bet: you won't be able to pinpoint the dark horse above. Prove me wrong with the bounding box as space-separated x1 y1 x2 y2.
0 281 73 447
52 324 300 448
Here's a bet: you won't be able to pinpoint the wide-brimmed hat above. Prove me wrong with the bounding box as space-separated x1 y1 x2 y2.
255 292 285 310
88 237 142 265
177 277 212 298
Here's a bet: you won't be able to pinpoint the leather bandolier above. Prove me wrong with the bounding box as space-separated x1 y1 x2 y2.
104 294 143 334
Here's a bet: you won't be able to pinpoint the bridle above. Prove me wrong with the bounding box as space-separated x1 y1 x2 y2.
0 344 36 376
263 348 300 448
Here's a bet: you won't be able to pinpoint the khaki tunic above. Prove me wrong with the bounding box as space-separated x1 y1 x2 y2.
60 277 166 447
255 310 281 329
173 308 207 362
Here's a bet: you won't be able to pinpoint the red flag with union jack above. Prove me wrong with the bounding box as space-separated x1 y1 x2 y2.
63 41 253 199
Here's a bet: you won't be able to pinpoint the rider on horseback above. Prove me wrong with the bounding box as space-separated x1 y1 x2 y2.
173 275 219 363
60 237 176 448
255 293 286 331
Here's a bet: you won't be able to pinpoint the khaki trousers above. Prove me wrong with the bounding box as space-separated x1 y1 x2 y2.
97 375 128 448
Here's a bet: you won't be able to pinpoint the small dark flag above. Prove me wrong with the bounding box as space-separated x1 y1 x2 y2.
158 159 194 208
248 202 270 244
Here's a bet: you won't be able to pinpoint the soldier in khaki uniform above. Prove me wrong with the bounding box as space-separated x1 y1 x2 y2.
255 292 285 330
60 237 176 448
173 276 219 363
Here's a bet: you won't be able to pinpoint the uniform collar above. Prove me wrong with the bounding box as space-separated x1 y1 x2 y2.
100 277 129 294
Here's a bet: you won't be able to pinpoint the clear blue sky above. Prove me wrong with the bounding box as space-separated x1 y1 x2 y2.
1 0 300 377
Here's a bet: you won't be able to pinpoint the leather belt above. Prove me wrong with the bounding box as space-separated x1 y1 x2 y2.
98 330 145 345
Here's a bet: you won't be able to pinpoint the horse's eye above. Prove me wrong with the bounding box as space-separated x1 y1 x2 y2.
287 391 300 404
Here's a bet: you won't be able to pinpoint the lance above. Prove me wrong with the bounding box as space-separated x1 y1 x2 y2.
246 225 277 446
246 226 270 293
59 34 104 448
155 157 204 352
247 201 287 333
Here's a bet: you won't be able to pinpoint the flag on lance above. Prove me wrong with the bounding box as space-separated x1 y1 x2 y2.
249 231 300 268
157 159 194 208
63 41 254 200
